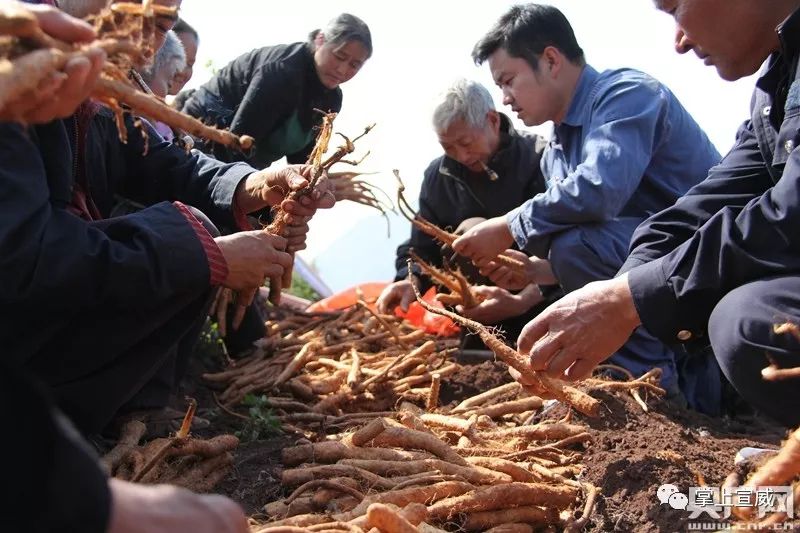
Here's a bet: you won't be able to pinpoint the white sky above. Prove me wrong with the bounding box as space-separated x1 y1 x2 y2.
179 0 757 293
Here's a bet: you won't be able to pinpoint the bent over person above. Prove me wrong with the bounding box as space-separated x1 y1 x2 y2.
508 0 800 428
452 4 722 410
377 79 548 343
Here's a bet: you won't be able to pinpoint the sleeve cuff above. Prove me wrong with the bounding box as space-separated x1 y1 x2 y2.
626 258 682 342
173 201 228 286
506 205 529 250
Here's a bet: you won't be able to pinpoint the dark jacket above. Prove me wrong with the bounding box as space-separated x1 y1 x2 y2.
0 112 254 363
0 363 110 533
621 7 800 344
395 114 547 282
181 42 342 168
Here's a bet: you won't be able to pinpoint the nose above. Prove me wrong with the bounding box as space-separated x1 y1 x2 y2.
502 88 514 106
674 27 694 55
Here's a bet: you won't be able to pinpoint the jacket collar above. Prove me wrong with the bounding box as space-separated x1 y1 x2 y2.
561 64 599 127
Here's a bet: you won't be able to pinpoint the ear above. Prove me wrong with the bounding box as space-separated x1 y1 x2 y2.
541 46 564 79
486 110 500 132
314 32 326 49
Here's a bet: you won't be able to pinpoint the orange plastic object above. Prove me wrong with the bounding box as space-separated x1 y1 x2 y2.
307 282 387 313
307 283 459 337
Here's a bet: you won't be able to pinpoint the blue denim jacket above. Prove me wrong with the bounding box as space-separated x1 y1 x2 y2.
507 65 721 256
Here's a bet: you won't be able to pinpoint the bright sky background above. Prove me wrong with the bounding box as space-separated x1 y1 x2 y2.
178 0 757 294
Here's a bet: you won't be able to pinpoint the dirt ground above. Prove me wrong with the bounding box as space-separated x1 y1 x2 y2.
182 346 786 531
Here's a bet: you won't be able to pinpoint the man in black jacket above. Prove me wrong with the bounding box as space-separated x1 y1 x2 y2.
509 0 800 427
377 79 548 337
2 0 335 436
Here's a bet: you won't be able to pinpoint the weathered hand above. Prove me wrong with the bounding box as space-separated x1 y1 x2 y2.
236 165 336 217
0 2 106 123
517 274 641 381
214 231 290 290
452 216 515 265
107 479 249 533
479 250 557 291
376 280 416 314
461 284 543 324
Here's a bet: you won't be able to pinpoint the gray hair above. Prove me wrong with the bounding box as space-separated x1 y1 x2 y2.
432 79 495 132
141 30 186 85
309 13 373 58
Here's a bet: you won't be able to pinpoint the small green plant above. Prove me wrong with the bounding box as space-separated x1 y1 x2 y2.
235 393 281 442
288 272 322 302
195 318 225 365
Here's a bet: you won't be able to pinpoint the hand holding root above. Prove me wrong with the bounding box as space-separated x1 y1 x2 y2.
0 1 253 151
407 260 601 417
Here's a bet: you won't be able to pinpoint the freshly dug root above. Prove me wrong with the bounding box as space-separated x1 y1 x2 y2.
166 434 240 458
101 419 146 474
426 373 441 411
365 503 420 533
453 382 522 412
281 464 399 490
366 422 471 467
485 422 589 442
286 479 365 506
338 481 475 521
282 440 432 466
564 483 599 533
409 271 601 418
338 459 512 485
735 426 800 520
461 505 559 531
466 396 544 418
168 452 234 493
464 457 538 483
274 341 322 388
426 482 579 520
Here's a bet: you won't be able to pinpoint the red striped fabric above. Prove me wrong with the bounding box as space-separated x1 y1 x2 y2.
173 202 228 286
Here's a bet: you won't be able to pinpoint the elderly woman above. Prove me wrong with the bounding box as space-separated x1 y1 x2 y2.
180 13 372 168
140 30 185 140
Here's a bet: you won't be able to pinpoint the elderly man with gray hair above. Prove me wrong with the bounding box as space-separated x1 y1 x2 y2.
377 78 550 344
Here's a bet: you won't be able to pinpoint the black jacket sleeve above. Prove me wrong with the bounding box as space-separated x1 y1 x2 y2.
106 112 256 231
0 363 110 533
626 119 799 341
0 122 212 315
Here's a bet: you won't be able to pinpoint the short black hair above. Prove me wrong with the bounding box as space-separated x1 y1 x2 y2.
173 18 198 41
472 4 585 70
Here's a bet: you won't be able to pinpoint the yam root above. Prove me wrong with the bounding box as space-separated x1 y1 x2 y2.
408 269 601 417
427 482 579 520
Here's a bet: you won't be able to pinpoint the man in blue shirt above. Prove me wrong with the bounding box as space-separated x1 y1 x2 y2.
501 0 800 428
452 4 721 407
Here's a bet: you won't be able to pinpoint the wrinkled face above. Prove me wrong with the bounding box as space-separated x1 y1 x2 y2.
150 62 180 98
314 36 369 90
488 48 559 126
655 0 781 81
437 113 499 172
170 31 197 94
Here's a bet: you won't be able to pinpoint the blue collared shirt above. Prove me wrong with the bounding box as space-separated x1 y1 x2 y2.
507 65 721 256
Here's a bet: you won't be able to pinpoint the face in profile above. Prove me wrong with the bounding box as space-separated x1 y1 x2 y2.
313 36 370 90
488 48 558 127
657 0 781 81
171 31 197 94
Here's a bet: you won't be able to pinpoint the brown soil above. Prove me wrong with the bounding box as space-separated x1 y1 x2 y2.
180 343 786 532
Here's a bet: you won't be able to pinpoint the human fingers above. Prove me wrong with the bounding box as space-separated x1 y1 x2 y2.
565 358 597 382
517 315 550 355
31 3 97 43
543 346 580 379
399 284 416 312
528 329 563 372
216 288 230 338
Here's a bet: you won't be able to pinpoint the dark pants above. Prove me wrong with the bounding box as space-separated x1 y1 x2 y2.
709 275 800 427
548 218 719 405
24 207 217 434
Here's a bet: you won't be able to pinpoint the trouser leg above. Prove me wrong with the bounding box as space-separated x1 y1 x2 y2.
708 275 800 427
